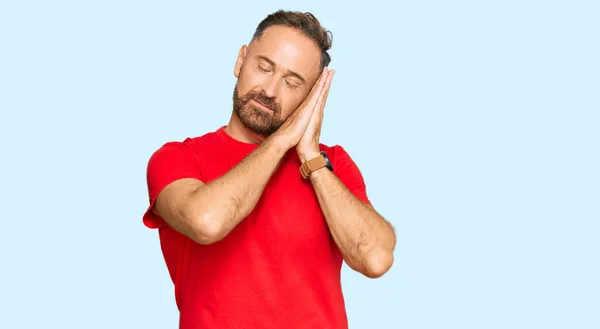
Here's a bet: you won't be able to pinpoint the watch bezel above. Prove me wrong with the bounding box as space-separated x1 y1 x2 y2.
321 151 333 172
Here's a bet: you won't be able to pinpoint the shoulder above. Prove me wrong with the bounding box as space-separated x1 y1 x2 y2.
149 128 221 158
319 142 371 202
318 143 367 180
145 128 224 177
319 143 357 167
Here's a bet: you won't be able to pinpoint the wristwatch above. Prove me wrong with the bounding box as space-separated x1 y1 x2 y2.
300 151 333 179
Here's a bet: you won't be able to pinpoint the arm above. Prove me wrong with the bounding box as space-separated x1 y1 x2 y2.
309 167 396 278
295 69 395 278
152 68 331 245
153 136 288 245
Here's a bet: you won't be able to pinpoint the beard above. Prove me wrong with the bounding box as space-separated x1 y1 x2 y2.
232 83 284 136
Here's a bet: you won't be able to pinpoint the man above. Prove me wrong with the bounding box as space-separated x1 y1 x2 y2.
143 9 396 329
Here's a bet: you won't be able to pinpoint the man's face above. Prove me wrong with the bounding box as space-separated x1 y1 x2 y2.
233 25 323 136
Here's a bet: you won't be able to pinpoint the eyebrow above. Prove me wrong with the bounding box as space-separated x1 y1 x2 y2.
256 55 306 84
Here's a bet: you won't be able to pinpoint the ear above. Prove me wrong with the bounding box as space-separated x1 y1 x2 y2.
234 45 248 78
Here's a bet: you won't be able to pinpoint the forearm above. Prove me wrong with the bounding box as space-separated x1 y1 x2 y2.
309 168 396 278
190 136 289 241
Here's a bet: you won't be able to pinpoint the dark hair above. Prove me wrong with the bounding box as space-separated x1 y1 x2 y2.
251 10 333 69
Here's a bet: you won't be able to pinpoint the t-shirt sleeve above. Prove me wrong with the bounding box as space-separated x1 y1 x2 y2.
142 140 204 229
331 145 372 205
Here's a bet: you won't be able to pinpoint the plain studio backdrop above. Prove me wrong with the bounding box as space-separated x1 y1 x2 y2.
0 1 598 328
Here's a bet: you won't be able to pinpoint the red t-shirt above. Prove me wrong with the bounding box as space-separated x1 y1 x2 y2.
143 126 371 329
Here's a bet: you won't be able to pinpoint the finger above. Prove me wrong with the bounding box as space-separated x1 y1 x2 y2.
303 71 333 133
313 67 327 90
314 70 334 115
297 68 327 109
322 70 334 104
286 91 319 127
285 68 328 125
303 69 329 110
309 73 333 138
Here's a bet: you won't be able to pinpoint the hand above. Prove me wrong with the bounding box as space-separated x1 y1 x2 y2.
269 68 330 150
297 69 335 162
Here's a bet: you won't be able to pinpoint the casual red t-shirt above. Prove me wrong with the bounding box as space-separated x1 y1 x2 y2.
143 126 371 329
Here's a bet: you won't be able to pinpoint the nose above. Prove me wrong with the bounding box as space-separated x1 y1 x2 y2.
261 75 279 99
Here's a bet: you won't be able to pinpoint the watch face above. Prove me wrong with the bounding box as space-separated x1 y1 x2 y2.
321 151 333 171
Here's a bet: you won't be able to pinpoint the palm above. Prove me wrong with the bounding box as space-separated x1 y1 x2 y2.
297 71 333 161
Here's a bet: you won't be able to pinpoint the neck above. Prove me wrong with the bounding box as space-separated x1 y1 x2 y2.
224 113 267 144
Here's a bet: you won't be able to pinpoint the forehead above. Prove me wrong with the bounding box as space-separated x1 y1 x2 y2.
249 26 321 78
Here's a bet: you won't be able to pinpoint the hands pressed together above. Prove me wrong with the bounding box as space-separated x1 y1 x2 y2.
271 67 335 162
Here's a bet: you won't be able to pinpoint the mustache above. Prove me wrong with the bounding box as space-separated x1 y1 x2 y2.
245 91 280 112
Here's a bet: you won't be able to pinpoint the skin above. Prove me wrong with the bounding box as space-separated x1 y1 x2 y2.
153 25 396 278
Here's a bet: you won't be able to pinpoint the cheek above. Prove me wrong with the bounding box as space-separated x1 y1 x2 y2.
279 93 308 118
238 66 263 92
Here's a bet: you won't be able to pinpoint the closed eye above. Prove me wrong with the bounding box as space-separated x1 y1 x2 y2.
258 65 272 73
284 79 300 89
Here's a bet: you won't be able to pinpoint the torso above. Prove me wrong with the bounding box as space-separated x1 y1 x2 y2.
159 127 348 329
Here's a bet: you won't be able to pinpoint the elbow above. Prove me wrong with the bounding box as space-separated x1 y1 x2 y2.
363 250 394 279
189 212 225 245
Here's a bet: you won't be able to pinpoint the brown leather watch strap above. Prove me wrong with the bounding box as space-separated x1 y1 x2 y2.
300 154 328 179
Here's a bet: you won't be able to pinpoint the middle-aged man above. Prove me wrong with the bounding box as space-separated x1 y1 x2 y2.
142 9 396 329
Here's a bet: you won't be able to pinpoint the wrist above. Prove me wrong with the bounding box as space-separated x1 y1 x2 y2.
264 134 293 156
308 165 328 181
298 150 333 179
298 148 321 163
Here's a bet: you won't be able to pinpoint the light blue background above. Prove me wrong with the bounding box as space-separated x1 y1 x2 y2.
1 1 598 328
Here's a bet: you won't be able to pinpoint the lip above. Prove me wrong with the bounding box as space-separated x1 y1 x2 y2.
251 99 273 112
